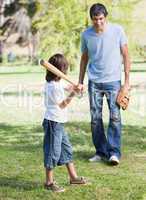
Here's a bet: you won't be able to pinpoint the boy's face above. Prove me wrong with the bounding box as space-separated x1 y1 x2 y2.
91 13 106 31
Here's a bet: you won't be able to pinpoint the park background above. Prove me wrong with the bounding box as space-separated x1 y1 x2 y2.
0 0 146 200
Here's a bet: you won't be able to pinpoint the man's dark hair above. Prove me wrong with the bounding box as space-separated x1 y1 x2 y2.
46 53 68 82
90 3 108 19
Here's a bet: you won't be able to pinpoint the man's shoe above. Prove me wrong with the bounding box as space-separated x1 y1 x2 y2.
109 155 119 165
89 155 101 162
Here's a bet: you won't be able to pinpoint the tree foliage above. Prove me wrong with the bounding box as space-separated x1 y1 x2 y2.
34 0 86 70
2 0 145 67
35 0 144 69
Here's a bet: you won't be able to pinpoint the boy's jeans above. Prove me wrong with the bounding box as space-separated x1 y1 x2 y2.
42 119 73 169
88 80 121 159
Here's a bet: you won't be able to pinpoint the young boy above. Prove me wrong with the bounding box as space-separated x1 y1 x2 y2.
42 53 87 192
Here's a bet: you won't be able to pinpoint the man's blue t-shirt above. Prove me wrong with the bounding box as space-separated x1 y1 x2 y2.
81 23 127 83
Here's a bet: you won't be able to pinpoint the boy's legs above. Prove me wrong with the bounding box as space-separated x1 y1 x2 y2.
43 120 76 182
58 129 87 184
44 168 65 192
66 162 87 184
45 168 53 185
42 120 64 190
66 162 78 180
43 119 87 188
57 130 78 180
42 119 67 192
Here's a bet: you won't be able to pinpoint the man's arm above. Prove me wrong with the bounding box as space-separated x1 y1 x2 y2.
78 51 88 84
121 44 131 89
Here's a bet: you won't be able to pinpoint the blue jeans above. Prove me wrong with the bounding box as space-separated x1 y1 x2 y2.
42 119 73 169
88 80 121 159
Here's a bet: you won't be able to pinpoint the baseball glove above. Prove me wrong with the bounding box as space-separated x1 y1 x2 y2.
116 86 130 110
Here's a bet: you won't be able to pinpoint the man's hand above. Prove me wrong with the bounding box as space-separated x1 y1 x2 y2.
116 86 130 110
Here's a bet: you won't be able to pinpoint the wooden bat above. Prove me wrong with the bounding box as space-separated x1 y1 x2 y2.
40 59 76 86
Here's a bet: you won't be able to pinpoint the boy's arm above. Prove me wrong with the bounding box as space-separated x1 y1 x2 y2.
59 91 76 109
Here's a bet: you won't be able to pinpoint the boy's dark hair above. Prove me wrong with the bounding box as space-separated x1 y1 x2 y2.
46 53 68 82
90 3 108 19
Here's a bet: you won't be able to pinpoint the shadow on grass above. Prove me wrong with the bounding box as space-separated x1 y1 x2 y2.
0 123 43 152
0 176 41 191
0 123 43 134
0 122 146 153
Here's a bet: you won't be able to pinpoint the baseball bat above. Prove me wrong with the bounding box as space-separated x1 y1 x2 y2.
40 59 76 86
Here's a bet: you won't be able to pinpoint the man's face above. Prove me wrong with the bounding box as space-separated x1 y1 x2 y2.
91 14 106 30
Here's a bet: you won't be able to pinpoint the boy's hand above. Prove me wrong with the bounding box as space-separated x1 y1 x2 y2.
64 84 75 92
65 84 80 94
65 84 85 97
74 84 85 94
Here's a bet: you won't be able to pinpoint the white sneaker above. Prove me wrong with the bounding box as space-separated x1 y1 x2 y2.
109 155 119 165
89 155 102 162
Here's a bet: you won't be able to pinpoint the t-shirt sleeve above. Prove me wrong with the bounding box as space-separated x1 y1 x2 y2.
119 26 127 47
81 33 88 53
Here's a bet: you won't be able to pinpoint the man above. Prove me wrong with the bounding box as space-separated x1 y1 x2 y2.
78 3 130 165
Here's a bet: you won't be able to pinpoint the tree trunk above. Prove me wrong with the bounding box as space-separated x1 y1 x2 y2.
0 0 4 27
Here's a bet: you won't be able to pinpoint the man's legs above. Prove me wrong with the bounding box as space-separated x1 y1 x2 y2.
105 81 121 163
88 81 108 159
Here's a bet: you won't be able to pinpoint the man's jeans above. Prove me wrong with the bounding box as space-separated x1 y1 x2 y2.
88 80 121 159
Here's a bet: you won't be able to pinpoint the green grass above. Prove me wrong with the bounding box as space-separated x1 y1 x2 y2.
0 122 146 200
0 65 146 200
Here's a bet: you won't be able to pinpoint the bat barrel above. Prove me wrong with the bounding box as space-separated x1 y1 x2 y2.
39 59 77 86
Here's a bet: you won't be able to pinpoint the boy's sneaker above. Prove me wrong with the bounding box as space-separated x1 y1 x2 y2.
89 155 101 162
109 155 119 165
70 177 88 185
44 182 65 193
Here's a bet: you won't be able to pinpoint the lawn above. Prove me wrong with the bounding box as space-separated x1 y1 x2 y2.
0 64 146 200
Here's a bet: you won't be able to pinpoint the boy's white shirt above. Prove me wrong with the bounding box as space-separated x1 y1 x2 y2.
44 80 68 123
